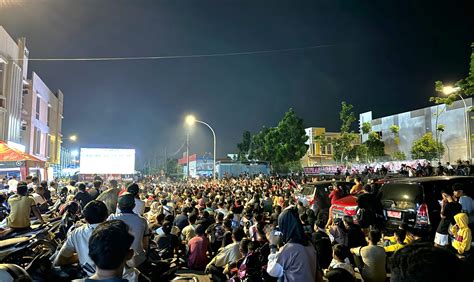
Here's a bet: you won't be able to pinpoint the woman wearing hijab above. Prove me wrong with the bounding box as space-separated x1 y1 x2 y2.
267 206 321 282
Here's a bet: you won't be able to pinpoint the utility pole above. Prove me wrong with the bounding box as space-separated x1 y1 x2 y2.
164 146 167 173
186 133 189 178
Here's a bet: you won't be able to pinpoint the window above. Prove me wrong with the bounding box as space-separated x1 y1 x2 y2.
35 96 40 120
311 143 315 155
321 144 327 155
0 63 4 97
327 144 332 155
47 107 51 126
33 127 41 154
46 134 51 158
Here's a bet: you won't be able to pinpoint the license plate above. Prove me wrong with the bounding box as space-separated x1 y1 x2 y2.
387 210 402 219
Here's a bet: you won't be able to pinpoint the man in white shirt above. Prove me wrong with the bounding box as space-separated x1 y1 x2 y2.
116 184 145 216
55 200 109 276
31 185 48 212
7 176 18 194
108 193 149 268
205 228 245 280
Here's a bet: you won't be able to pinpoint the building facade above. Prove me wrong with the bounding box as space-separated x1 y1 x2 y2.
360 98 474 162
22 72 64 163
0 26 29 145
301 127 341 167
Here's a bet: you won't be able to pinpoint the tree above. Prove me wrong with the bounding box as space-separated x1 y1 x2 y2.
237 130 251 161
390 125 400 145
333 102 358 163
411 133 445 160
250 109 308 172
430 43 474 105
361 122 372 135
165 158 180 175
366 132 385 161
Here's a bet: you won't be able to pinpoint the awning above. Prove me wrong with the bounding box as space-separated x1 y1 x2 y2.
0 140 45 165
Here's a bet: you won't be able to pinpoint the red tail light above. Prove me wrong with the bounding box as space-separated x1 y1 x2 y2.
416 203 430 226
344 207 357 216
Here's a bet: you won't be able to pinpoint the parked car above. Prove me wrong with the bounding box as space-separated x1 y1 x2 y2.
295 181 352 208
331 178 390 222
379 176 474 234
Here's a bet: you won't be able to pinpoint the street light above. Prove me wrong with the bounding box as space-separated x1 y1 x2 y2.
185 114 217 180
69 135 78 142
442 85 471 161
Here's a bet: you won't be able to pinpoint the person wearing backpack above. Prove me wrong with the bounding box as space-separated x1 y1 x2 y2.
207 212 226 255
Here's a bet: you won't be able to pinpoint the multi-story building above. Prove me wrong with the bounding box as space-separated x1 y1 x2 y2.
0 26 29 145
360 98 474 162
301 127 341 167
22 72 64 164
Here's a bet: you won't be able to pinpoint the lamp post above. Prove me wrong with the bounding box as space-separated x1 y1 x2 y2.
442 86 471 161
185 115 217 180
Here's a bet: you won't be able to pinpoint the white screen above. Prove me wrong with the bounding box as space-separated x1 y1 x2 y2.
79 148 135 174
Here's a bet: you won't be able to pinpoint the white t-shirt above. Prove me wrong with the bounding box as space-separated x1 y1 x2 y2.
7 179 18 193
58 223 98 276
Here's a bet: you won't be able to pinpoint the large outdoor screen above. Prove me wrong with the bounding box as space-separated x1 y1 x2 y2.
79 148 135 174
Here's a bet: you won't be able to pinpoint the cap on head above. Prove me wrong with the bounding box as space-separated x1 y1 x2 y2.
127 183 139 195
118 193 135 209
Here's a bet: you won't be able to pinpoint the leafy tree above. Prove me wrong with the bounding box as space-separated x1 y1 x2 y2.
366 132 385 161
250 109 308 172
411 133 445 160
361 122 372 135
165 158 180 175
237 130 251 160
390 125 400 145
430 43 474 105
333 102 358 163
392 151 407 161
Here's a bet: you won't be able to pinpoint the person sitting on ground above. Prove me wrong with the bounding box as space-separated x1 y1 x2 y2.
4 182 45 233
108 193 149 268
154 220 180 260
206 228 245 282
451 212 472 256
181 213 198 244
391 242 470 282
325 267 356 282
55 200 109 276
350 229 386 282
327 244 355 278
187 224 210 270
343 215 366 249
72 220 135 282
74 183 93 209
31 185 49 213
384 229 406 254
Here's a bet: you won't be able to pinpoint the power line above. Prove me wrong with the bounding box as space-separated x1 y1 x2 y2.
25 43 336 62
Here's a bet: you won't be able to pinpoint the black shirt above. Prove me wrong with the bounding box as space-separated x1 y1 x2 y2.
436 201 462 234
74 191 93 208
174 214 188 231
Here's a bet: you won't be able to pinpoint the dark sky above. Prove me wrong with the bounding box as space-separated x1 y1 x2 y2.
1 0 473 167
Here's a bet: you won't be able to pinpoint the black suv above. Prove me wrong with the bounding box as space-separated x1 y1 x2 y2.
378 176 474 234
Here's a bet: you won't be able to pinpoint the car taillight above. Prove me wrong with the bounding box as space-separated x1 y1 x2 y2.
344 207 357 216
416 203 430 226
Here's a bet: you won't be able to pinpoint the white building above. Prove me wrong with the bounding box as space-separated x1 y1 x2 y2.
360 98 474 162
22 72 63 164
0 26 29 144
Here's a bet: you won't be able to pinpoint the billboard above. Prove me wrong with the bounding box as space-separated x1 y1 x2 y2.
79 148 135 174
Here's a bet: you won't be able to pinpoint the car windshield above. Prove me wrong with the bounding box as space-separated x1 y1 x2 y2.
379 183 422 210
300 183 333 196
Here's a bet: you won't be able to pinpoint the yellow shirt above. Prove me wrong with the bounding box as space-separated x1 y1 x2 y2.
384 243 405 253
7 195 36 228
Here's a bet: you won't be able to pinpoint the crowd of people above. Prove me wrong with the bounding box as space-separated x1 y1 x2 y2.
0 173 471 281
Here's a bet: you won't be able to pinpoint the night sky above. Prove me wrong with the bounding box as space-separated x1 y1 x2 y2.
1 0 473 167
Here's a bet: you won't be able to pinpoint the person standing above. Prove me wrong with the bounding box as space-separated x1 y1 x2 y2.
74 183 93 209
187 224 209 270
349 177 363 195
434 189 462 247
453 183 474 224
451 213 472 256
96 179 120 215
350 230 386 282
